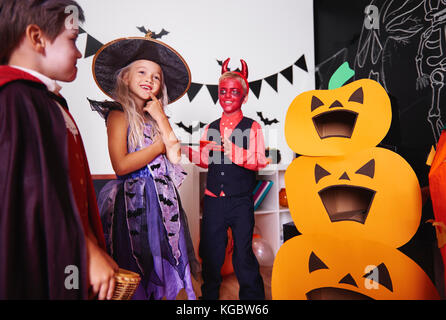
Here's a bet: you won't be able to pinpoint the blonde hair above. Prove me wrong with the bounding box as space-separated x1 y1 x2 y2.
219 72 248 95
113 60 169 151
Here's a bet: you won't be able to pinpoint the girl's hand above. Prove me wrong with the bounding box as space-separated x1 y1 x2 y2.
143 92 165 122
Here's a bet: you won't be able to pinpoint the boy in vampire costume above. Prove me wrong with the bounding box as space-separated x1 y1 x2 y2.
0 0 117 299
182 58 268 300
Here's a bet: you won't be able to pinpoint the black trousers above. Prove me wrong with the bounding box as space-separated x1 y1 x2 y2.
199 194 265 300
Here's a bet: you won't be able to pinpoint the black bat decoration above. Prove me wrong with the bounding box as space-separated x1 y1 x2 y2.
216 59 240 72
159 194 174 207
125 191 136 199
175 121 207 135
154 178 168 186
170 214 179 222
150 163 161 171
257 111 279 126
127 208 144 218
128 179 138 186
136 26 170 39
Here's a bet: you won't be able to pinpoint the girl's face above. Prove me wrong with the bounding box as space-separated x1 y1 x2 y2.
125 60 162 107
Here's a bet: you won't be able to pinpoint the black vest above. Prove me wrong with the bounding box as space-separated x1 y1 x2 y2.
206 117 257 196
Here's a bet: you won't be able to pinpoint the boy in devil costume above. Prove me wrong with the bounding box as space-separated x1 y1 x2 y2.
183 58 268 299
0 0 117 299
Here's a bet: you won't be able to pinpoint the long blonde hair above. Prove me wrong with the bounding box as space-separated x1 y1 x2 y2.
113 60 169 151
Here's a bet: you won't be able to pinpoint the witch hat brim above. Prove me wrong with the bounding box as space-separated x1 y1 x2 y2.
92 36 191 104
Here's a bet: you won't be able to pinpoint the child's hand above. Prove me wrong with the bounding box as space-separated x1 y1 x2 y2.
87 242 119 300
143 92 165 122
223 137 233 160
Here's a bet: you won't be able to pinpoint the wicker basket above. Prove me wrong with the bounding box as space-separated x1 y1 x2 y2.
111 268 141 300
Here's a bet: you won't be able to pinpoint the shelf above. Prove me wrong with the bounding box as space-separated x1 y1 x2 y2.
255 209 276 215
279 208 290 213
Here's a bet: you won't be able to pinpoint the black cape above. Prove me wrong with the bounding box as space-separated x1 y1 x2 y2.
0 67 88 299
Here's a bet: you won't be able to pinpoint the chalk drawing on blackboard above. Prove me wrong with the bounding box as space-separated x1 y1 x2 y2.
415 0 446 142
355 0 424 91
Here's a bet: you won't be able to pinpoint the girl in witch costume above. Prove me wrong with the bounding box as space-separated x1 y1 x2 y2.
90 34 199 300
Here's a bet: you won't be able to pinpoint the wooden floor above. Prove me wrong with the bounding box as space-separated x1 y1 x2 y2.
176 266 272 300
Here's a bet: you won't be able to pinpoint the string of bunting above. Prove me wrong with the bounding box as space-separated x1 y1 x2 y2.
79 27 309 103
189 55 308 103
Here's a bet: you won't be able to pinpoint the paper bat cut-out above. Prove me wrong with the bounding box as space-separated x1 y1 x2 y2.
175 121 207 135
257 111 279 126
136 26 170 39
216 59 240 72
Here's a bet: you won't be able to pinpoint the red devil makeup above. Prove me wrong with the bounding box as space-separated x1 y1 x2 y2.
218 78 247 115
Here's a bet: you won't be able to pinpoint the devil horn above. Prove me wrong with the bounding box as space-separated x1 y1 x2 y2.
222 58 230 74
240 59 248 79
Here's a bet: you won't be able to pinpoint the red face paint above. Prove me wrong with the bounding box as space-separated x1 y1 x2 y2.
218 78 246 115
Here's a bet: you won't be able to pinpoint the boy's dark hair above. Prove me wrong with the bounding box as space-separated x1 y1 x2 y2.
0 0 85 65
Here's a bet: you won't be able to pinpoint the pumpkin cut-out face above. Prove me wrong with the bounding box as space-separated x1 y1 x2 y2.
285 147 421 248
272 234 440 300
285 79 391 156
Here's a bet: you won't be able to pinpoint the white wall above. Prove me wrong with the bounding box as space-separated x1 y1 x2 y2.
61 0 315 174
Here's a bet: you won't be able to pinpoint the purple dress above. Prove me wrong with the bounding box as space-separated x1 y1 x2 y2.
97 123 199 300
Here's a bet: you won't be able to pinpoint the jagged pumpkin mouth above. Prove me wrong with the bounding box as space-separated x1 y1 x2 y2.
318 185 376 224
306 287 374 300
312 110 358 139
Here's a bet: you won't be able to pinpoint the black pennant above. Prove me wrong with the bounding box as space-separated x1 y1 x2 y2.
280 66 293 84
84 34 103 58
187 82 203 102
295 54 308 72
79 27 86 34
249 79 262 99
265 74 278 92
206 84 219 104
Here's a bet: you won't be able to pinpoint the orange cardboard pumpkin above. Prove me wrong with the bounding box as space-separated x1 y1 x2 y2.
285 79 391 156
285 147 421 248
272 233 439 300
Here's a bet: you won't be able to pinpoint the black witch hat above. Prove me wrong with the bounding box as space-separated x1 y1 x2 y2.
92 32 191 104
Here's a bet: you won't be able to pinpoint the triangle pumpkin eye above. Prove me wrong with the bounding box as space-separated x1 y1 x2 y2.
309 252 329 273
315 164 331 183
355 159 375 178
348 87 364 104
311 96 324 111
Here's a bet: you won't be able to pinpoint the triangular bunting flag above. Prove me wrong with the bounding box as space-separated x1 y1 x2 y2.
295 54 308 72
265 74 278 92
84 34 103 58
206 84 219 104
280 66 293 84
79 27 86 34
249 80 262 99
187 82 203 102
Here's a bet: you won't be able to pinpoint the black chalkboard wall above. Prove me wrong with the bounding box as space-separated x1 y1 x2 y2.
314 0 445 296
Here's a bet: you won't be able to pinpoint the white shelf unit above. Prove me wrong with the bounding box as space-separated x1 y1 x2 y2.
177 163 293 258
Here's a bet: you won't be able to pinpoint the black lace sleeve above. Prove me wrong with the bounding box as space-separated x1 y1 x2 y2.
87 98 123 121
